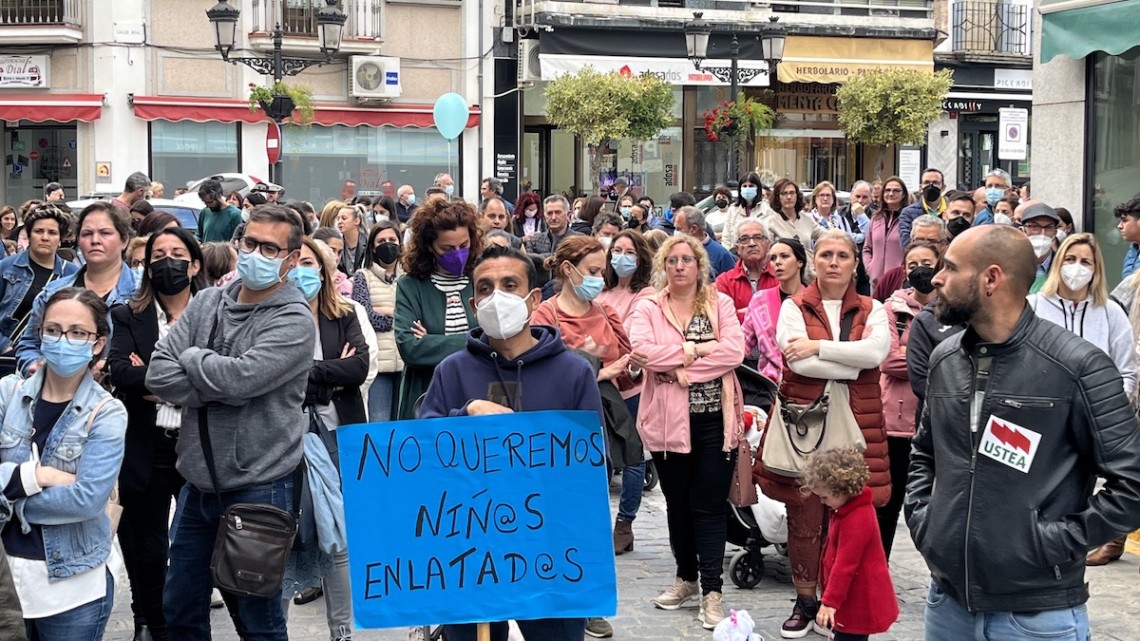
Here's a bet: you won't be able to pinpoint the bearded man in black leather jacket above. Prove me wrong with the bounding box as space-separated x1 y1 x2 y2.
905 225 1140 640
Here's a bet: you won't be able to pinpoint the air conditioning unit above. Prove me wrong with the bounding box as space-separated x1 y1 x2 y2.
350 56 401 100
517 40 541 85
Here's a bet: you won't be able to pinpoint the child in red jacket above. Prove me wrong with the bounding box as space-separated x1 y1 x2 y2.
803 448 899 640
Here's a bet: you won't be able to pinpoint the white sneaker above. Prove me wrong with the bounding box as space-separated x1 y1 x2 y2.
210 588 224 609
651 577 699 610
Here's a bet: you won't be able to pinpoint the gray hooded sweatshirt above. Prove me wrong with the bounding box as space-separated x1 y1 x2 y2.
146 280 315 492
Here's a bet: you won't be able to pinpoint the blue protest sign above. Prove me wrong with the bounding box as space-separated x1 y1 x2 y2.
338 410 617 629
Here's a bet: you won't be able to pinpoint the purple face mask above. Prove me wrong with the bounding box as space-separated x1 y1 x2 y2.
437 247 470 277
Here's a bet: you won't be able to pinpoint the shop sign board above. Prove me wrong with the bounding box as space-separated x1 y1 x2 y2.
898 148 922 194
338 411 618 629
998 107 1029 160
540 53 770 87
777 83 840 114
0 55 48 88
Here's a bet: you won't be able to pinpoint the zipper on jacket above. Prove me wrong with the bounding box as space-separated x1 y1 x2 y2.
963 353 990 612
1000 398 1055 409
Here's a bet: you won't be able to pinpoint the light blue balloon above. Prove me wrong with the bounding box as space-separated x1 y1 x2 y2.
432 93 469 141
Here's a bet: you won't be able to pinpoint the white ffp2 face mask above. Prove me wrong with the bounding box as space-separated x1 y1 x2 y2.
476 289 531 340
1028 234 1053 259
1060 263 1094 292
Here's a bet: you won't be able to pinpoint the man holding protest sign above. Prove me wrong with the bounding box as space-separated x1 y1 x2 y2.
418 244 609 640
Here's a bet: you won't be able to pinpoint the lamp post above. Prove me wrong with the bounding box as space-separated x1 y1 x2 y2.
207 0 347 183
685 13 786 183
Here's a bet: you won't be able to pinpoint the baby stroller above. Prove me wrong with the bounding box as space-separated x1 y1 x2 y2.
726 365 788 589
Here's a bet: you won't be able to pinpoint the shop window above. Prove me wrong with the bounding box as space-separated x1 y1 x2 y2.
1092 47 1140 286
280 124 457 204
149 121 239 196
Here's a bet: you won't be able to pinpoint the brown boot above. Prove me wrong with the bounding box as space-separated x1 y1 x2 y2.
1086 536 1126 566
613 518 634 555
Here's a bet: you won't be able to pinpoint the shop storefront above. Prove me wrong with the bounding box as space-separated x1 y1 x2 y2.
1038 0 1140 285
0 86 101 204
131 96 477 205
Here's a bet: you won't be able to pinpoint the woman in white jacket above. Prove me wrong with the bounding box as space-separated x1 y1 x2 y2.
1027 232 1135 397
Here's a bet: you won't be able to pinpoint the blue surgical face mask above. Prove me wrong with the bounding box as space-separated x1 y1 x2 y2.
619 206 632 218
406 193 416 205
740 186 758 201
611 254 637 277
131 265 145 284
41 334 94 377
237 250 286 291
985 187 1004 207
444 184 455 197
288 266 322 301
571 266 604 301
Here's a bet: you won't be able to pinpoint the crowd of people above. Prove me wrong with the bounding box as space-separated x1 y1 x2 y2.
0 164 1135 641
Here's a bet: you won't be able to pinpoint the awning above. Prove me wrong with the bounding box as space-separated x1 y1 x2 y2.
1040 0 1140 63
777 36 934 84
0 93 103 123
130 95 480 129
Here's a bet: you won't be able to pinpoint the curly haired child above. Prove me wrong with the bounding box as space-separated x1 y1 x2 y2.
803 448 899 640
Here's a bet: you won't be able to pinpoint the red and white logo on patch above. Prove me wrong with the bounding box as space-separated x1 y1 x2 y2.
979 416 1041 473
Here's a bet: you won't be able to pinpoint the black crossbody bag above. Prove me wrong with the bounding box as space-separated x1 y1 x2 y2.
199 315 300 598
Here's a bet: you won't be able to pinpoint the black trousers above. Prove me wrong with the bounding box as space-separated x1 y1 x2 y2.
875 435 911 560
833 632 869 641
118 461 185 640
652 412 735 594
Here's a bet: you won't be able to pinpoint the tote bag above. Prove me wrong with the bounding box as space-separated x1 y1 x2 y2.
761 381 865 478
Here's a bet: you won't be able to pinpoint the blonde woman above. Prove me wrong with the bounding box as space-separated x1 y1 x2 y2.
627 235 745 631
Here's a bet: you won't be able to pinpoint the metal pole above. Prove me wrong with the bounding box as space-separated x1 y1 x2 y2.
727 34 739 184
271 25 283 185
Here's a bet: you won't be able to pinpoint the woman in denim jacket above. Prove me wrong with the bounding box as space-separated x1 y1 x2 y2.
0 287 128 640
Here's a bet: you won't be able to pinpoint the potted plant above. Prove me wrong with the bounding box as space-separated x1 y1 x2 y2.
248 81 315 125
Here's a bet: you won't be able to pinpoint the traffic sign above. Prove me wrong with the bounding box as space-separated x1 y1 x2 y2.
998 108 1028 161
266 121 281 165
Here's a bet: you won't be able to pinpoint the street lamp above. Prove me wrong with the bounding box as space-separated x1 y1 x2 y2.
207 0 347 182
685 12 786 182
207 0 348 81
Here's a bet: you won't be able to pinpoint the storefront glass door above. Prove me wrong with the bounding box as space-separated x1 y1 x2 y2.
4 123 77 205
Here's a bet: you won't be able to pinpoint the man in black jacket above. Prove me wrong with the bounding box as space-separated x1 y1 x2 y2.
905 224 1140 640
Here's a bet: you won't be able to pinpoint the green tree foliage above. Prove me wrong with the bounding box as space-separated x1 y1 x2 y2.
544 67 675 145
836 68 953 146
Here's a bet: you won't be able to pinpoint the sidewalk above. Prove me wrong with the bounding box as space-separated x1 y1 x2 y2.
103 483 1140 640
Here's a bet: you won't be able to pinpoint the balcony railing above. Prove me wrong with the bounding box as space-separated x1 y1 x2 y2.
252 0 380 40
951 0 1031 57
0 0 81 26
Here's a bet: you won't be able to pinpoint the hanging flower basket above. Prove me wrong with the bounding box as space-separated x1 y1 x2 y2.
702 94 774 142
248 82 315 125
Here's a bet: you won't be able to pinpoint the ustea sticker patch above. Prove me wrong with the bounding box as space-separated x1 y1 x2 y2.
979 416 1041 474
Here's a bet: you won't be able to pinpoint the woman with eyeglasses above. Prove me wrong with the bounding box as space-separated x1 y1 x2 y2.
862 176 907 289
758 229 890 639
108 227 203 641
628 235 745 631
740 237 808 382
806 181 838 230
15 202 137 378
722 172 774 248
762 178 823 252
0 287 128 639
351 221 405 421
283 237 369 641
394 199 482 419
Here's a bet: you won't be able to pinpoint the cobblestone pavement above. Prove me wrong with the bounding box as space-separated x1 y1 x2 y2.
105 481 1140 641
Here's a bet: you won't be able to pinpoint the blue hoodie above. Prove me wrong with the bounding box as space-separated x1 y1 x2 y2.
419 325 604 425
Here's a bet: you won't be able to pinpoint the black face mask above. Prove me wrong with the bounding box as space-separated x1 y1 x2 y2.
150 257 191 296
908 266 936 294
715 199 729 209
946 216 971 238
628 218 643 229
373 242 400 266
923 184 942 203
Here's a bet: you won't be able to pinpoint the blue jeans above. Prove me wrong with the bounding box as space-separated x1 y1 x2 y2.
444 618 587 641
367 372 398 422
618 395 645 522
924 582 1091 641
164 475 297 641
25 569 114 641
